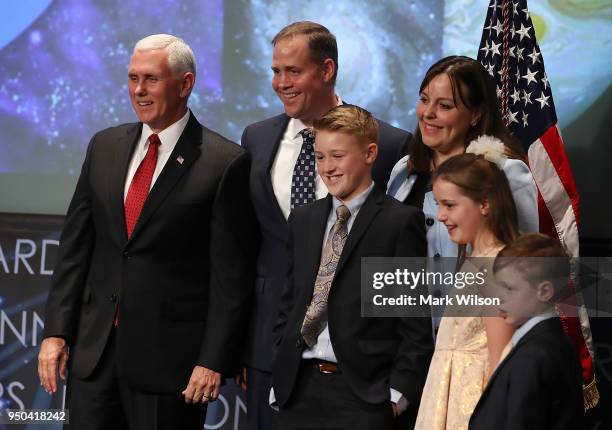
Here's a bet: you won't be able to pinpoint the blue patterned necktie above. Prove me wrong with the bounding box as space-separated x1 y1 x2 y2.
301 204 351 347
290 129 316 210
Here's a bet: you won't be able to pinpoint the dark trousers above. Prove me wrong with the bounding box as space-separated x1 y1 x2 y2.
65 329 206 430
278 363 394 430
246 367 279 430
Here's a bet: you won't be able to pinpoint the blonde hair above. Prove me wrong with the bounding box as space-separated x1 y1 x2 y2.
312 104 378 145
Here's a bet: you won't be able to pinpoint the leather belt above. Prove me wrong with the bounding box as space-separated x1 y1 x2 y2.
307 359 340 374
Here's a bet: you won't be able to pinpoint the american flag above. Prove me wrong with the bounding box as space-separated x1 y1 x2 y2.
477 0 598 408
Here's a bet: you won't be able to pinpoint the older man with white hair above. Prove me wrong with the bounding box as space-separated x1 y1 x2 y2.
38 34 257 429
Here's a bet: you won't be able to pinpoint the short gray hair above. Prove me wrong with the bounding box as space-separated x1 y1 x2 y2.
134 34 196 77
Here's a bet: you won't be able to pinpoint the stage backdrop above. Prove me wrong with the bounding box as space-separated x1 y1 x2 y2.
0 0 610 238
0 1 611 428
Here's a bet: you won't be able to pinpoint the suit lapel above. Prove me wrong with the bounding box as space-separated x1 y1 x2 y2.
110 123 141 244
477 345 516 406
334 186 384 277
125 114 202 245
477 318 561 404
303 196 333 300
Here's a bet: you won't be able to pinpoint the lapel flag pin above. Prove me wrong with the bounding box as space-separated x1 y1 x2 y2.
177 155 184 165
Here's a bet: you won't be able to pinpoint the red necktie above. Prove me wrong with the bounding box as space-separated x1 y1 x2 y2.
116 134 160 327
124 133 160 239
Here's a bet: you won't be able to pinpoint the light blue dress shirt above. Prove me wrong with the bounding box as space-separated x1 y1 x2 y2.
270 182 407 412
511 312 557 346
301 182 374 362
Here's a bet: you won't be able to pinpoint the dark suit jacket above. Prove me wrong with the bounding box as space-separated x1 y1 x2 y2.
43 113 257 393
271 186 433 407
469 317 585 430
241 112 410 372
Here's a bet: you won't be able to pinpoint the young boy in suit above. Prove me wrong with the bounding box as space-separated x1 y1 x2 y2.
469 233 585 430
271 105 433 430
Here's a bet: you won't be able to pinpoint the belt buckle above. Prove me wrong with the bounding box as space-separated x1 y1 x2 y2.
316 362 337 374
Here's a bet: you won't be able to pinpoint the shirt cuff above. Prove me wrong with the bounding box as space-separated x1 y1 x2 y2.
390 388 409 415
269 387 279 411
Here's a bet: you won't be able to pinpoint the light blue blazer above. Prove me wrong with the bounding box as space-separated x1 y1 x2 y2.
387 155 539 259
388 155 539 333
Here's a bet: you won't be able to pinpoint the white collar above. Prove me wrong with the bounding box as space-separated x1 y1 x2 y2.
511 312 557 346
286 95 343 139
332 181 374 212
140 109 191 154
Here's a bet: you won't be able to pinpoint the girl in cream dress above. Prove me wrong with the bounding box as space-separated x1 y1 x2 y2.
415 144 521 430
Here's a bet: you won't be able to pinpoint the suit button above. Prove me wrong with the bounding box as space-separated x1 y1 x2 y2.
110 293 118 303
426 217 435 227
123 251 131 259
295 339 303 349
434 253 441 259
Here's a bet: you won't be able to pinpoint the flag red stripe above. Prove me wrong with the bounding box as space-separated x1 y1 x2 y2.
537 126 581 226
530 127 594 385
536 190 558 238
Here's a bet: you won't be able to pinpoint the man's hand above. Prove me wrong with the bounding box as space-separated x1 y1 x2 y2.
38 337 68 394
235 367 247 390
182 366 221 404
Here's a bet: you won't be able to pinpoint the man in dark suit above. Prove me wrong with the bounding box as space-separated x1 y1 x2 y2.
271 105 432 429
240 21 411 430
469 233 584 430
37 34 256 430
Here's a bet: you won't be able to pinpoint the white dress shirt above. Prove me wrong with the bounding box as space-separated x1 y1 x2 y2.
123 109 190 200
270 96 342 219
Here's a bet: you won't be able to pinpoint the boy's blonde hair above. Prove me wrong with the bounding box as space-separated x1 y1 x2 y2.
312 105 378 145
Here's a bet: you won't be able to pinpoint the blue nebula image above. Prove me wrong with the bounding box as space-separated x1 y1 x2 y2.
0 0 609 191
0 0 440 176
0 0 225 175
